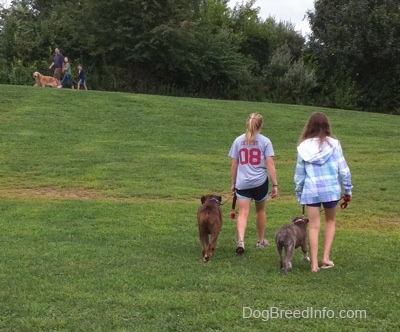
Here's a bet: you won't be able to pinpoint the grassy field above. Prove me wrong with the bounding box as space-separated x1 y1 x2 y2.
0 84 399 331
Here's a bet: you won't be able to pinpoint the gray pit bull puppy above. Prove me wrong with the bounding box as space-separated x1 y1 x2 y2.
275 216 310 275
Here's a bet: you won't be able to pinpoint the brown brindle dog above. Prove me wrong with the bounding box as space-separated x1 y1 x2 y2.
275 216 310 275
197 195 223 262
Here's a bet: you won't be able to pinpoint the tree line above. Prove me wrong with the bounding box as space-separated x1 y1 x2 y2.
1 0 399 114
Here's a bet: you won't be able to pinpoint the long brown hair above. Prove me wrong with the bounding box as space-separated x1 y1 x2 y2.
245 113 263 144
298 112 332 147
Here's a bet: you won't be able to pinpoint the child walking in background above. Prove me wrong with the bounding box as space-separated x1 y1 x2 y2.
294 112 353 272
58 57 74 89
77 64 88 90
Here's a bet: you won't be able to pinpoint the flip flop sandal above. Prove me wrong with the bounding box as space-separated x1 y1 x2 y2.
321 262 335 269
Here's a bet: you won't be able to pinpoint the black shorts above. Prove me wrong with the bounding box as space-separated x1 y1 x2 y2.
307 201 339 208
236 178 269 202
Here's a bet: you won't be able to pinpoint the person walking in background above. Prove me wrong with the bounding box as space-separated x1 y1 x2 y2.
58 57 74 89
294 112 353 272
229 113 278 256
49 47 64 81
77 64 88 90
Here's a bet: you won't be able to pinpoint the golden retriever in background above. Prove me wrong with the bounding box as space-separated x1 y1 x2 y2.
33 71 60 88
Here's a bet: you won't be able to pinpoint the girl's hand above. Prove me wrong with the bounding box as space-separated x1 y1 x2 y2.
271 186 278 198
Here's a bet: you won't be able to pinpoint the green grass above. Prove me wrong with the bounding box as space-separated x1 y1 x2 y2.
0 84 399 331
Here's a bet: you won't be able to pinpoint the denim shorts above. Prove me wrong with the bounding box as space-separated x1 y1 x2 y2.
236 179 269 203
307 201 339 209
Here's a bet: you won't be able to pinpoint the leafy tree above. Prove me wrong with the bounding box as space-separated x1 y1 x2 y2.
0 0 88 81
0 0 309 103
0 3 39 62
229 1 304 75
198 0 231 29
308 0 400 113
264 43 317 105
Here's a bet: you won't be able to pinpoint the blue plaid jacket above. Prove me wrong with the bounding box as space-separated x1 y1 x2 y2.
294 137 352 204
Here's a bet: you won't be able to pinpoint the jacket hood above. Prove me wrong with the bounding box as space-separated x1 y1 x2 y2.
297 137 338 165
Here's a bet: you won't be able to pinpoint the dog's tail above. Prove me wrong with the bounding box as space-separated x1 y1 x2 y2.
276 238 285 248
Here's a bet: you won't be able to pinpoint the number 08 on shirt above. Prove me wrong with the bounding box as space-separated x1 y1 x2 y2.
229 135 274 190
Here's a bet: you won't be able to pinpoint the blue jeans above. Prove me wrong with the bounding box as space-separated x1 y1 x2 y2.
61 74 74 87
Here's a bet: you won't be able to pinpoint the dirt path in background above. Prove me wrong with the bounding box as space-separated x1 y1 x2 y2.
0 187 205 203
0 186 286 203
0 187 398 233
0 187 111 201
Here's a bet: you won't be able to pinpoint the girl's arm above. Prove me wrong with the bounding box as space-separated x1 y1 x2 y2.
231 158 238 193
266 156 278 198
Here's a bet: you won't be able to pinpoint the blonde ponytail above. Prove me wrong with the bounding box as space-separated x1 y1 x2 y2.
245 113 263 144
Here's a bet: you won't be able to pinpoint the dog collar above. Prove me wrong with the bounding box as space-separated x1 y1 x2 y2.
293 218 308 224
209 197 222 206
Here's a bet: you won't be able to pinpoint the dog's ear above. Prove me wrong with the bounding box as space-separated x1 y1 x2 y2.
216 196 222 203
201 196 206 204
304 217 309 224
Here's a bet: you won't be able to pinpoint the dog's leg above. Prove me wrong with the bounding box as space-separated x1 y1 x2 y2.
207 228 220 260
277 244 284 271
204 235 211 262
283 244 294 275
199 231 210 262
301 241 310 262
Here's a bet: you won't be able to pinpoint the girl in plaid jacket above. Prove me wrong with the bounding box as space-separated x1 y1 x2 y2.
294 112 352 272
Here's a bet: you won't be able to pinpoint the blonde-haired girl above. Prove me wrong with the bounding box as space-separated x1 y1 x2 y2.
229 113 278 255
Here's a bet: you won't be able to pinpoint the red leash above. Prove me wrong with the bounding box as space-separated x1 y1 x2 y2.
230 193 237 219
340 195 351 209
301 195 351 214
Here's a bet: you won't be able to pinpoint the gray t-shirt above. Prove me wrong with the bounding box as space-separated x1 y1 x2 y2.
229 133 275 190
